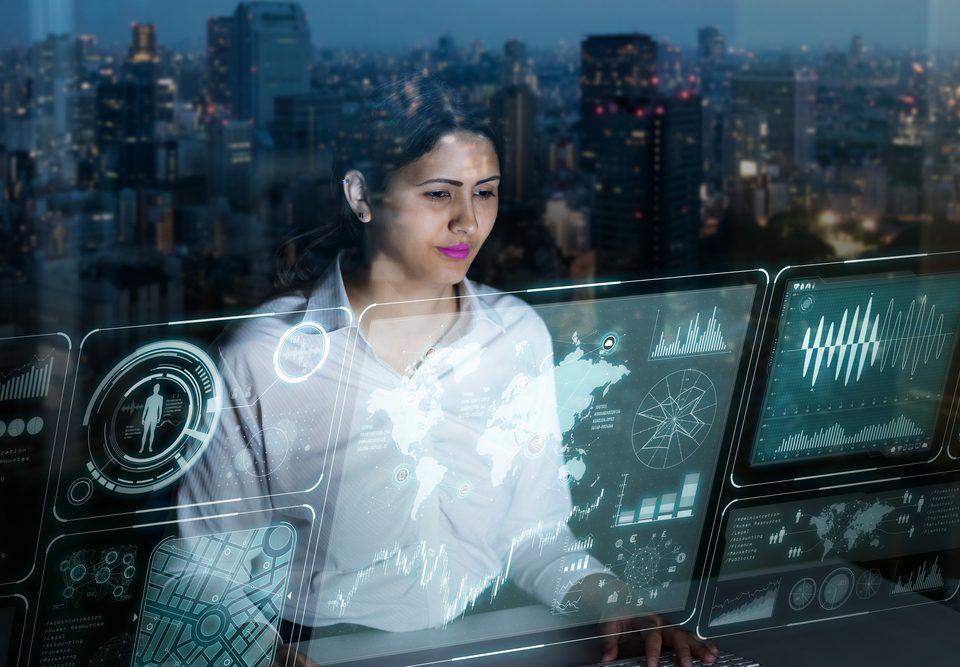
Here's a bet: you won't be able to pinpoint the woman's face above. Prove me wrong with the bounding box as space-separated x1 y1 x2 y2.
353 131 500 288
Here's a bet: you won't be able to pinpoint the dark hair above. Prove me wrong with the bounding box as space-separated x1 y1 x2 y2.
277 74 500 288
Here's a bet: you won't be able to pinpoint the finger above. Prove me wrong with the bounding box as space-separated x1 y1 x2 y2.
673 634 694 667
600 621 620 662
645 629 663 667
698 639 720 662
601 631 620 662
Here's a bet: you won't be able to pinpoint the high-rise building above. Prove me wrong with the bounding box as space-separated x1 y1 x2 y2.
502 40 527 87
129 23 157 64
491 84 537 206
697 27 729 189
848 35 864 69
230 2 310 130
590 95 703 274
698 26 725 68
580 34 658 172
723 106 767 185
272 92 340 177
30 34 77 117
208 119 255 211
731 68 816 169
207 16 233 111
96 79 156 189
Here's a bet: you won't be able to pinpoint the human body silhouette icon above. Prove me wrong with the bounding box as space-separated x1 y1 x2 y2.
140 384 164 453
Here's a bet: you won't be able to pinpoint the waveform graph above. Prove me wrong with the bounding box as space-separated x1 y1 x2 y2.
649 307 731 360
632 370 717 469
708 580 780 627
613 472 700 527
793 290 957 388
877 294 951 377
0 354 54 402
799 296 881 387
890 557 945 596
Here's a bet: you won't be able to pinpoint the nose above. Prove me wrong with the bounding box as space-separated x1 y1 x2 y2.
449 192 479 235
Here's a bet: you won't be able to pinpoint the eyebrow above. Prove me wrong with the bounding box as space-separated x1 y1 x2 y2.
415 175 501 187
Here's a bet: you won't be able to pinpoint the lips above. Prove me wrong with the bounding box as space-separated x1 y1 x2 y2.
437 244 471 260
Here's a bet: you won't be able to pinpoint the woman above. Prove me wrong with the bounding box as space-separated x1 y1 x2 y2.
179 75 716 667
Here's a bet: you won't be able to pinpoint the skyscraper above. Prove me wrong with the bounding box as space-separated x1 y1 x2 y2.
589 95 703 274
208 119 255 211
502 39 527 87
491 84 537 206
231 2 310 130
96 78 156 189
698 26 725 68
580 34 658 173
272 92 341 177
207 16 233 111
731 68 817 169
580 34 700 273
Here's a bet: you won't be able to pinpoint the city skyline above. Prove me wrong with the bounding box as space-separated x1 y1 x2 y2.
0 0 956 52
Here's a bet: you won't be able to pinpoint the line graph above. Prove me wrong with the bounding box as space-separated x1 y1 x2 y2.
708 580 780 627
0 354 54 402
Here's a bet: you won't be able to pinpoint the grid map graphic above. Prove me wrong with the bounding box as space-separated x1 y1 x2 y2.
134 525 296 667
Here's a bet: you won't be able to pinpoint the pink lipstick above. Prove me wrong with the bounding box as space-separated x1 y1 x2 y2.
437 244 471 260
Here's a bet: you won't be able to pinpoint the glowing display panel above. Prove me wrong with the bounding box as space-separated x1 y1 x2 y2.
0 333 71 584
747 263 960 478
28 506 313 667
54 307 348 521
299 275 761 664
0 596 26 667
700 479 960 638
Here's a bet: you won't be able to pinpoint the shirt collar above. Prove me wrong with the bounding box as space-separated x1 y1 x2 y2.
304 251 505 331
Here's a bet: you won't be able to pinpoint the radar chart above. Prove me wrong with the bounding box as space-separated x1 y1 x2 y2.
632 369 717 469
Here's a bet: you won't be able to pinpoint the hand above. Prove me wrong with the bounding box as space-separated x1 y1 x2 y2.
598 614 719 667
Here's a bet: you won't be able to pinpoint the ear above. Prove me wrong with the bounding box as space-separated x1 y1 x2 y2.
342 169 372 223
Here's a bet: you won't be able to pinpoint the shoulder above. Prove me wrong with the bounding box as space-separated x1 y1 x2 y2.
215 288 352 379
463 279 551 340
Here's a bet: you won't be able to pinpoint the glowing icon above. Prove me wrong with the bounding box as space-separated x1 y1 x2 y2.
601 333 619 353
273 321 330 383
79 340 222 496
526 434 545 457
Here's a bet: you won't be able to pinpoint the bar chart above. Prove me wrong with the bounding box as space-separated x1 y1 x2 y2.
650 307 730 359
613 472 701 527
0 356 53 402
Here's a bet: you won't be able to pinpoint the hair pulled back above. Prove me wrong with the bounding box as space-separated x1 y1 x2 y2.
277 74 499 288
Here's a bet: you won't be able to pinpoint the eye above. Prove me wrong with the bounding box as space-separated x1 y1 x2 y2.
474 190 497 200
424 191 451 201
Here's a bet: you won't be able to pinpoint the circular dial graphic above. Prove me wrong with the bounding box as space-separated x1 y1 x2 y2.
856 568 883 600
273 321 330 383
632 369 717 468
788 577 817 611
819 567 854 611
81 341 222 495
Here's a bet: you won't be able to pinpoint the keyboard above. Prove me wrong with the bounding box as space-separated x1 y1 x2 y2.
585 651 762 667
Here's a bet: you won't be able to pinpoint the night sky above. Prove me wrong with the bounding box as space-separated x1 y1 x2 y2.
0 0 954 51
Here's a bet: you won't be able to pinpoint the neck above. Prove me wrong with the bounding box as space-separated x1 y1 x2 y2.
342 258 460 323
